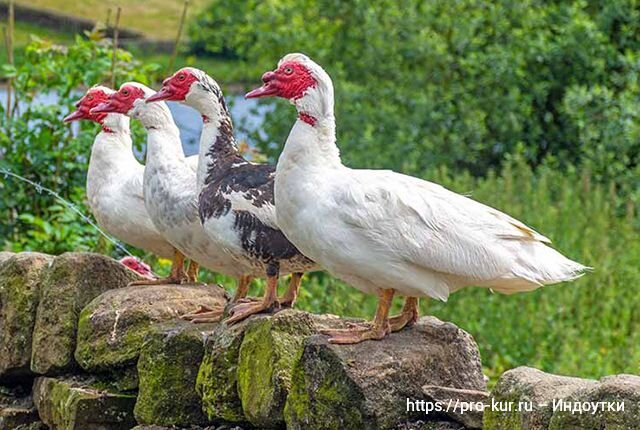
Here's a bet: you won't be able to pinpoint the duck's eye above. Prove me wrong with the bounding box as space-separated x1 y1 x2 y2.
179 74 186 81
87 95 94 101
284 67 293 75
122 89 129 96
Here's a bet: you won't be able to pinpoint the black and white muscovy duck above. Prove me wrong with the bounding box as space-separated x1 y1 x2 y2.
246 53 589 344
63 86 182 283
91 83 242 315
146 68 318 323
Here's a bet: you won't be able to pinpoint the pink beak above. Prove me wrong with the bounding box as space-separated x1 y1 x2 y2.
63 109 87 122
245 71 279 99
146 85 174 103
91 100 118 114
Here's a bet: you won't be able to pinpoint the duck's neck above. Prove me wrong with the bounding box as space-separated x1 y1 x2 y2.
192 92 243 189
137 102 185 162
90 126 135 168
280 90 342 171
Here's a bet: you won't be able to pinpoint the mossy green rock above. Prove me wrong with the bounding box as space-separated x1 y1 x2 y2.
30 252 142 375
196 314 259 424
285 316 487 430
0 253 53 383
483 367 597 430
75 283 227 388
32 376 136 430
548 374 640 429
237 309 316 428
135 320 217 427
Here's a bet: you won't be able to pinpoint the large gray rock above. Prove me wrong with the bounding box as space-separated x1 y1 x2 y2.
0 253 53 383
483 366 598 430
32 376 136 430
284 316 487 430
75 283 227 388
135 320 216 427
548 374 640 429
30 252 142 375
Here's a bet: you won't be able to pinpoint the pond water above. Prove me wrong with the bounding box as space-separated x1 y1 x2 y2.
0 87 269 156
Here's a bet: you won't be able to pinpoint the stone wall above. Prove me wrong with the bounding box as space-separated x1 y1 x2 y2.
0 252 637 430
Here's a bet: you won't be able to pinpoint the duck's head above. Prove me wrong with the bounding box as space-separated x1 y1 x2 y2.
64 86 114 124
246 53 334 125
147 67 227 120
91 82 154 119
119 256 156 279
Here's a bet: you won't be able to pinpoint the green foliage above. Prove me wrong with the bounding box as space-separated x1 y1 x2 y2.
0 33 161 254
191 0 640 187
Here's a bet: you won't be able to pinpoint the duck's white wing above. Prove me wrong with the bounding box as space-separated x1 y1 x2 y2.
336 169 585 296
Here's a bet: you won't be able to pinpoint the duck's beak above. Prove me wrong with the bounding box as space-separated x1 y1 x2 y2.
91 100 117 114
245 71 278 98
63 109 87 122
146 86 173 103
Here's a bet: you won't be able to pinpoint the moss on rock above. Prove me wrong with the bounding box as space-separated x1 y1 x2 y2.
135 320 216 426
30 253 142 375
285 336 367 430
32 376 136 430
75 283 227 389
237 309 316 428
196 315 257 424
0 253 53 383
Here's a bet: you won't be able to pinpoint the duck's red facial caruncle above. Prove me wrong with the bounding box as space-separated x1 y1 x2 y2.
92 84 146 115
147 68 199 103
246 61 316 100
119 256 156 279
63 88 111 123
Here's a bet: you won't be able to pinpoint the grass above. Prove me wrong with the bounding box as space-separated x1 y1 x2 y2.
16 0 210 40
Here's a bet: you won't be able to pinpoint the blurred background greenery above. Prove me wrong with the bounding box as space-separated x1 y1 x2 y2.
1 0 639 385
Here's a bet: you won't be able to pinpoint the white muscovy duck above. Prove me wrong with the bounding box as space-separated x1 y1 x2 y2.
246 53 589 344
63 86 189 284
92 82 244 319
146 68 318 323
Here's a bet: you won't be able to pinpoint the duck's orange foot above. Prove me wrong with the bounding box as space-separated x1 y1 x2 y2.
320 324 389 344
224 299 278 325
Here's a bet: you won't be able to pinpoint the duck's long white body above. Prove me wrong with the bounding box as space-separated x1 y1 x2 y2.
86 114 174 259
275 117 586 301
131 92 241 277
